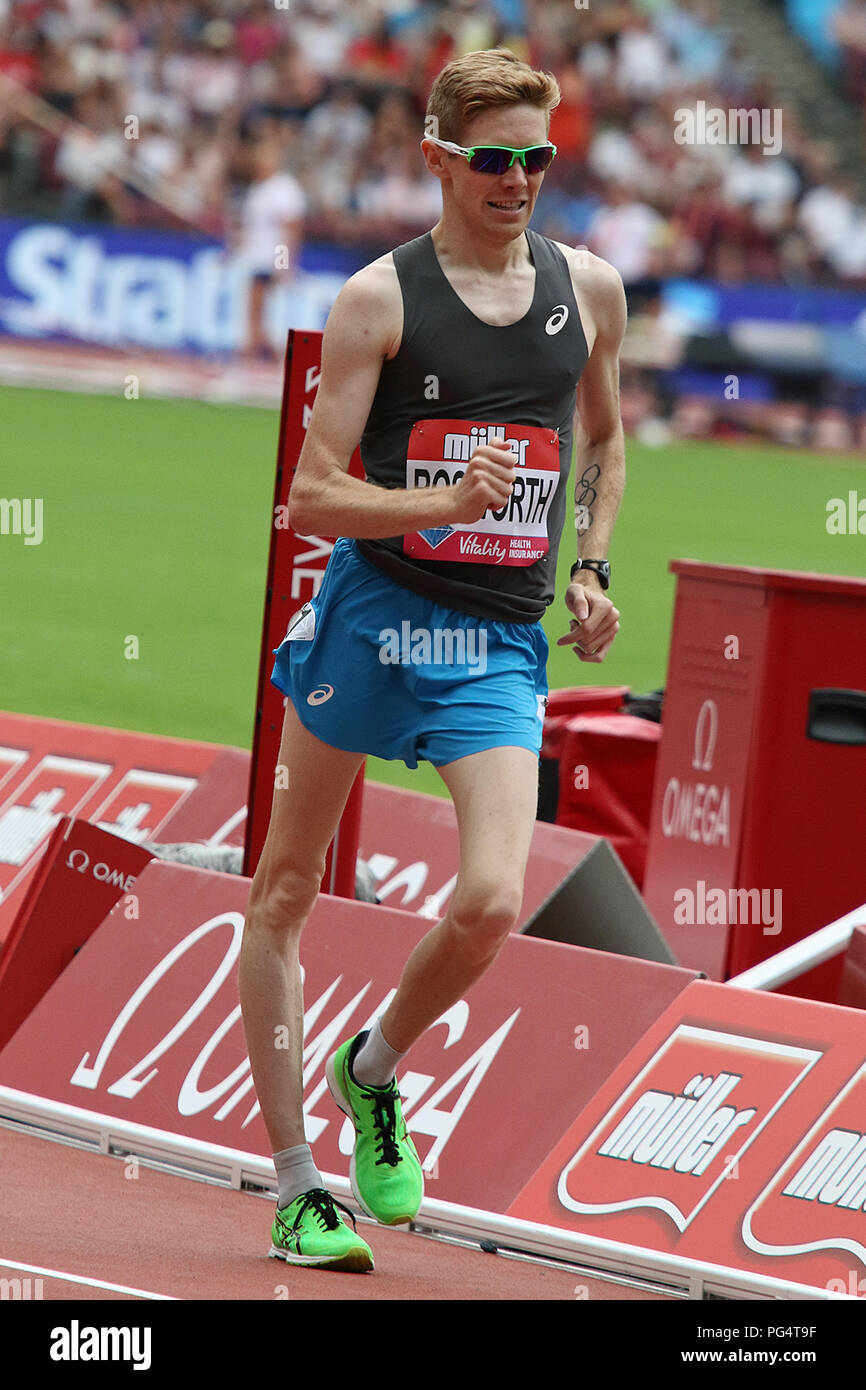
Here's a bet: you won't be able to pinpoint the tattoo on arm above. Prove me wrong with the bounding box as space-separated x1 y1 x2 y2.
575 464 600 535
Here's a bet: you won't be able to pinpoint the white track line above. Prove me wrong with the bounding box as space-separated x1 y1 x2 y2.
0 1257 176 1300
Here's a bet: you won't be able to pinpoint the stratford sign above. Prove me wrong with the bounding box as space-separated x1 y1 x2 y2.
509 980 866 1295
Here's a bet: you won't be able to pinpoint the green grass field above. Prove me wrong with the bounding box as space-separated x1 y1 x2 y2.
2 383 864 798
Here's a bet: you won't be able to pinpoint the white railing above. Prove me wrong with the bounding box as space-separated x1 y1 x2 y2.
727 901 866 992
0 1084 851 1300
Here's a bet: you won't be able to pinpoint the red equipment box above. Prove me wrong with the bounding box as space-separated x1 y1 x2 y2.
642 562 866 999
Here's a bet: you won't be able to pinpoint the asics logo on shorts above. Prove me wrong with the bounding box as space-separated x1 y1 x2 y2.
544 304 569 335
307 684 334 706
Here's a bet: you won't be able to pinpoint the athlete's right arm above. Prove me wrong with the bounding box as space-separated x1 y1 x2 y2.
287 262 516 538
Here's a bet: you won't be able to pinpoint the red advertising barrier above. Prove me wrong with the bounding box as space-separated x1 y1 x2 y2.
509 979 866 1295
244 329 366 890
642 562 866 999
0 712 249 944
358 780 672 961
154 747 249 849
0 859 696 1212
0 817 153 1049
0 704 663 958
360 779 597 926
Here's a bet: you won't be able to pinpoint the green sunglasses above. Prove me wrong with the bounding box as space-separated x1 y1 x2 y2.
426 134 557 175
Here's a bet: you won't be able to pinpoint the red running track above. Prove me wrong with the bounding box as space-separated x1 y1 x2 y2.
0 1126 673 1302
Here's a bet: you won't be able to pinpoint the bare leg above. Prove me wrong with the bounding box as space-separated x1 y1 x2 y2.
246 276 274 359
380 745 539 1052
238 701 364 1154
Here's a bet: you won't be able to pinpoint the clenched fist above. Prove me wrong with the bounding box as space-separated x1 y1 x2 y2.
448 444 516 524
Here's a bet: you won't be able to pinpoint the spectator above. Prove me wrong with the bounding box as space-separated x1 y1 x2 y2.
292 1 352 78
345 10 410 84
547 64 593 164
53 81 127 222
234 134 306 360
235 0 285 68
616 10 673 100
585 181 669 289
797 169 859 264
304 79 373 155
656 0 728 83
722 141 801 231
354 141 441 235
587 121 648 190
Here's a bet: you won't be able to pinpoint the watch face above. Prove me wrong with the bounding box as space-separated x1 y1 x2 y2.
571 561 610 587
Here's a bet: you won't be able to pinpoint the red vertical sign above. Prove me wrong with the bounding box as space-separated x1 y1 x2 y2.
243 331 366 887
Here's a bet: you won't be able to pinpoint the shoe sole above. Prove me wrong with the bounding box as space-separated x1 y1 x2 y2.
268 1243 374 1273
325 1052 418 1227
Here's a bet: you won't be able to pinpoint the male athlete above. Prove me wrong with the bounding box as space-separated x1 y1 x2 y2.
238 48 626 1272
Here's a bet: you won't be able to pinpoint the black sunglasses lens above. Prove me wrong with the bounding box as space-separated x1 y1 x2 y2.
468 146 554 174
469 148 510 174
525 146 554 173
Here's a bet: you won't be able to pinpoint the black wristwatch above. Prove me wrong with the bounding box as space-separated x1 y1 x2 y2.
570 559 611 590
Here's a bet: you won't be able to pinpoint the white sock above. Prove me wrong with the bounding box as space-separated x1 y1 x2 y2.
273 1143 323 1210
352 1018 405 1089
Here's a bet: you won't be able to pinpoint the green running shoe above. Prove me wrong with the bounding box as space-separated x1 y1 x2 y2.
269 1187 374 1272
326 1031 424 1226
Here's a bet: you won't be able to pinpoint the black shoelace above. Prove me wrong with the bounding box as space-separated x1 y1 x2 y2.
284 1188 357 1236
363 1086 403 1167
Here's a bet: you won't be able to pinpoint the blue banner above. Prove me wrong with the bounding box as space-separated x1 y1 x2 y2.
0 215 366 356
662 277 866 331
2 213 864 358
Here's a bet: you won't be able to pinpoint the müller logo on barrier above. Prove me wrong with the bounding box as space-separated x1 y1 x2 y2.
743 1061 866 1271
556 1025 823 1234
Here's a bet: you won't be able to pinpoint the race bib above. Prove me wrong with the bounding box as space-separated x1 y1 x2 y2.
402 418 560 566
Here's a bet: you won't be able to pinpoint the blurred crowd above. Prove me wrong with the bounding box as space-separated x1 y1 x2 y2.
1 0 865 291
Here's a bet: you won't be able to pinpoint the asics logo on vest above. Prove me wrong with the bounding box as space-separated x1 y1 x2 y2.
545 304 569 335
307 685 334 706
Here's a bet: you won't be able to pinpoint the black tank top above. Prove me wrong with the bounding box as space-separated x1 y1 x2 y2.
356 228 589 622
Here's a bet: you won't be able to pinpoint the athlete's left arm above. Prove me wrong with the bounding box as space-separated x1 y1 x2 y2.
557 253 627 664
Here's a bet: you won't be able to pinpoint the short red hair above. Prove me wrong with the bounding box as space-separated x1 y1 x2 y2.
426 48 560 145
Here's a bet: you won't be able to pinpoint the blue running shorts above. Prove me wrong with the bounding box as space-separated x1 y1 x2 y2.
270 538 549 770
